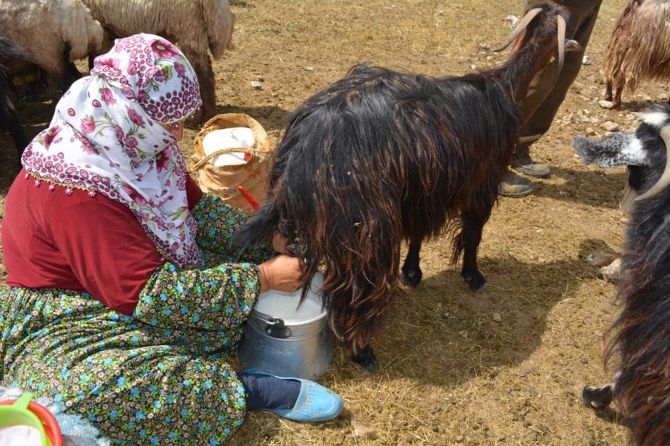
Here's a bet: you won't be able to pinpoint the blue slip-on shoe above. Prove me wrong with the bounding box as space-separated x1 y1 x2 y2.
239 369 343 423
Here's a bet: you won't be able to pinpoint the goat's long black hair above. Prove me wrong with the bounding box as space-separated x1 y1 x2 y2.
610 105 670 446
574 103 670 445
236 64 520 349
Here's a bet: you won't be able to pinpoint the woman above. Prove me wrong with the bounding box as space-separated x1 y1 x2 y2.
0 33 342 444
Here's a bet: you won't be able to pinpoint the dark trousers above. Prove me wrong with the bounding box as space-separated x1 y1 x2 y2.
516 0 603 160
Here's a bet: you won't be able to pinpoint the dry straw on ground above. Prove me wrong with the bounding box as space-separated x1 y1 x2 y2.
1 0 660 444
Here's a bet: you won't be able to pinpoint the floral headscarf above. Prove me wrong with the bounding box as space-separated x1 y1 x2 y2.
21 33 202 268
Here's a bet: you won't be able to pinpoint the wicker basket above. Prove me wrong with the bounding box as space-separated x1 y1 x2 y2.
192 113 272 214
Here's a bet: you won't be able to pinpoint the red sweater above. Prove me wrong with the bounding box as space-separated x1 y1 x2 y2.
2 169 203 315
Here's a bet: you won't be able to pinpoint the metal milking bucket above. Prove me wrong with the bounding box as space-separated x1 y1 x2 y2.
238 272 334 380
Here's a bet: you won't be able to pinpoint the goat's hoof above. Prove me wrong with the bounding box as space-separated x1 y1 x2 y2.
462 272 486 292
582 384 613 409
401 267 423 287
598 99 616 110
351 345 378 372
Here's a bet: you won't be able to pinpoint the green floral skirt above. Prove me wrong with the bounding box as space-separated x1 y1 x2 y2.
0 194 273 444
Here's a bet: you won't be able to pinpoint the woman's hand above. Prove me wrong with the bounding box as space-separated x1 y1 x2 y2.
258 254 302 293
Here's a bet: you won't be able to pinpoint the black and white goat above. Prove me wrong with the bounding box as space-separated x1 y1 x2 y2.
235 2 579 370
575 104 670 445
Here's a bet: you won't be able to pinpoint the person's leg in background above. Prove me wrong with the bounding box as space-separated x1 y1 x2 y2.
500 0 603 197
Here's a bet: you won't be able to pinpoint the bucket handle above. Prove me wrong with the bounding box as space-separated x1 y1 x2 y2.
254 311 293 338
192 147 263 170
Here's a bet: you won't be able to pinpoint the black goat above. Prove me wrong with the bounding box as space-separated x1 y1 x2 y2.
575 104 670 445
0 37 35 158
235 2 579 371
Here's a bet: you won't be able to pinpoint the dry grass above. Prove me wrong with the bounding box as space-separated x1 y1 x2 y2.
3 0 666 444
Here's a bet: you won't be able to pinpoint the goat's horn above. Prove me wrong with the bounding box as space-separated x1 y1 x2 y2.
635 125 670 201
493 7 543 52
556 15 566 71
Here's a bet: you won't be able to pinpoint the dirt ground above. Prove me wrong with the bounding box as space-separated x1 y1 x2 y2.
1 0 663 444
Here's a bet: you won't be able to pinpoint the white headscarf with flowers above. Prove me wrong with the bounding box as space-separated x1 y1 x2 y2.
21 33 202 268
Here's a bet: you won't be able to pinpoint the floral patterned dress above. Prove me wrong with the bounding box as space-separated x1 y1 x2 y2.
0 194 274 445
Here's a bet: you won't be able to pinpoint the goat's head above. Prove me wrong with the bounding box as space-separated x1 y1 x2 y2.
495 2 581 73
572 104 670 202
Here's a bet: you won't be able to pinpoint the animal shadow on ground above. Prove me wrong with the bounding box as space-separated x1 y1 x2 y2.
618 98 668 114
534 166 628 210
328 248 602 388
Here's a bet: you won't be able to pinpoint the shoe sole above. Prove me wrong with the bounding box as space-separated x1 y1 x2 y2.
498 188 533 198
513 165 550 178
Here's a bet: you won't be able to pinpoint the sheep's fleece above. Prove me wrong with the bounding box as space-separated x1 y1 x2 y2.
80 0 234 59
0 0 103 80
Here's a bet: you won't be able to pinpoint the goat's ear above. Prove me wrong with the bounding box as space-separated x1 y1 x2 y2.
572 133 647 168
565 39 582 52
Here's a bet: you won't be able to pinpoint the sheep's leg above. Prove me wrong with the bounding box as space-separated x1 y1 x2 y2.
65 62 82 86
459 213 487 291
6 115 28 158
2 105 28 156
401 239 423 287
0 76 28 158
185 50 217 123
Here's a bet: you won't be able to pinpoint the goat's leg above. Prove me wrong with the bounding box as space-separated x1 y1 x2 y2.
401 239 423 287
612 86 623 110
349 343 378 372
583 371 620 410
458 213 488 291
330 307 378 372
604 79 613 102
582 383 614 409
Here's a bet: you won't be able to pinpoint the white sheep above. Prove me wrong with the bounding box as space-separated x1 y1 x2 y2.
80 0 235 123
0 0 104 90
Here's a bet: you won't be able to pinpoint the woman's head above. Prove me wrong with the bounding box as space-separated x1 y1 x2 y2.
91 33 201 127
21 34 203 268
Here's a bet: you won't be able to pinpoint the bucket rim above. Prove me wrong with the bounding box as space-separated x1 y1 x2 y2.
250 304 327 327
